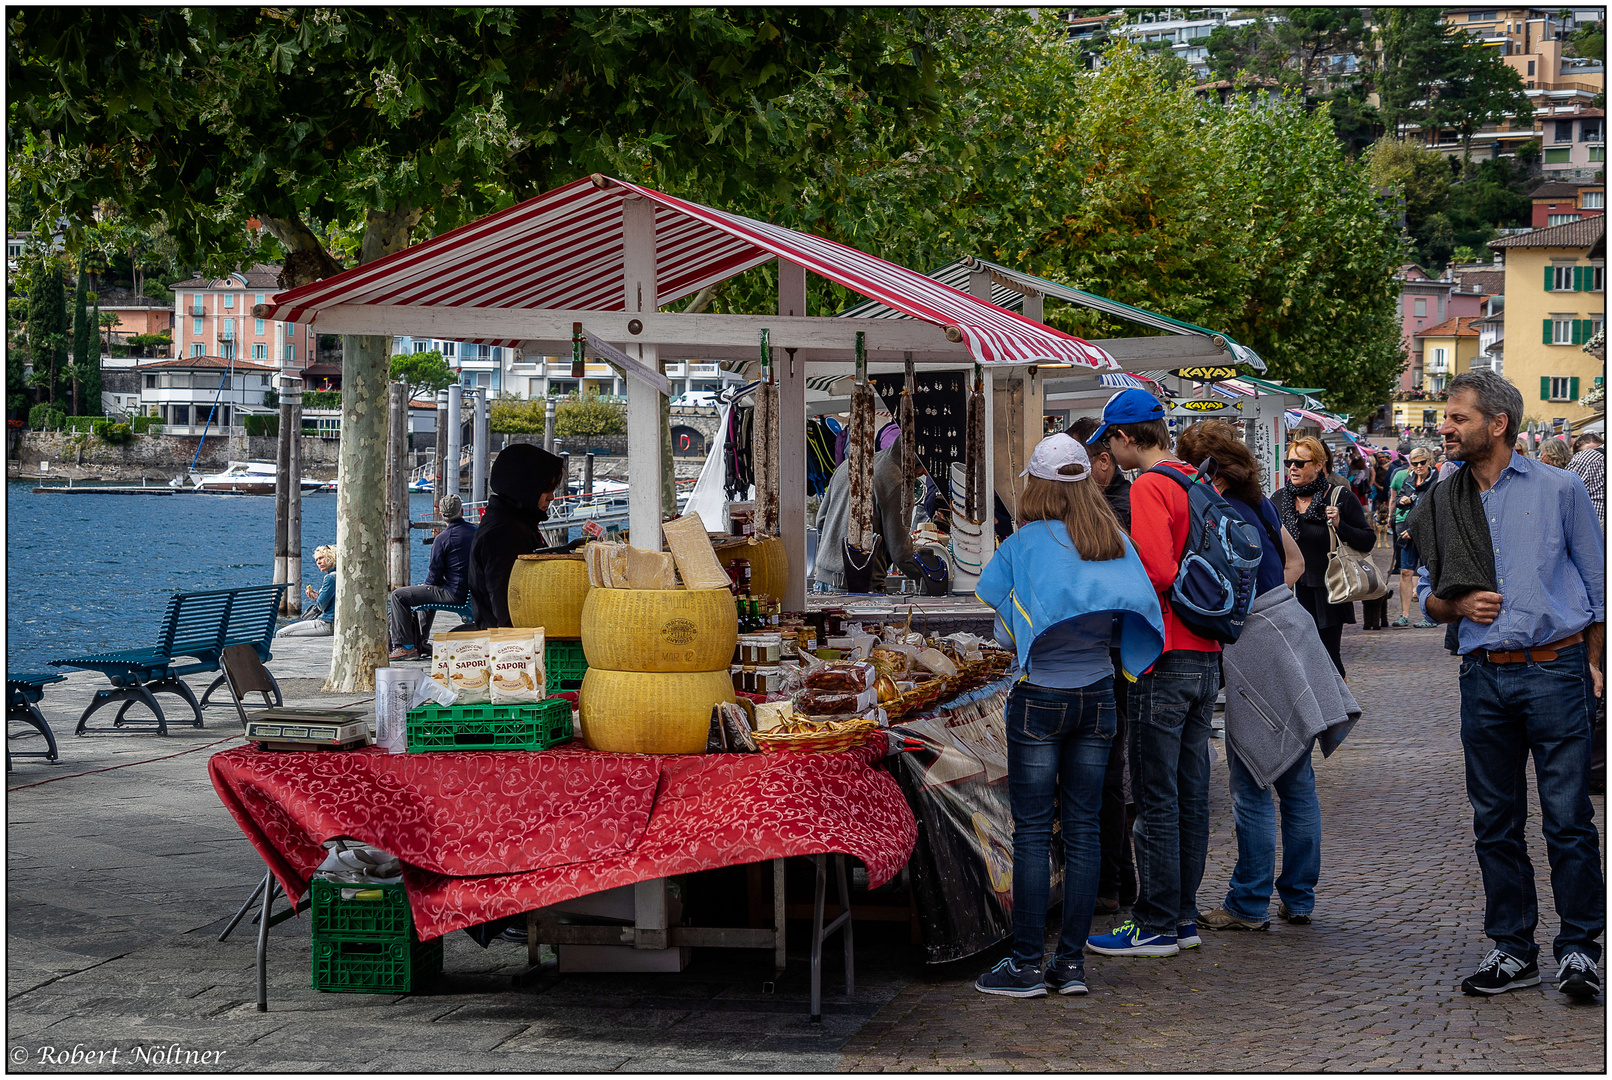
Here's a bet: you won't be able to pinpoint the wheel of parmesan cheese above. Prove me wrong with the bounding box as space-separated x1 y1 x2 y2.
712 535 790 605
508 553 590 638
580 587 739 673
578 668 737 754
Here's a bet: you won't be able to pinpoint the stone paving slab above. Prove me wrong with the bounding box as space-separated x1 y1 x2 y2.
7 597 1607 1071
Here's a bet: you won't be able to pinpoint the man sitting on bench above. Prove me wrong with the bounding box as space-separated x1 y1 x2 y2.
389 494 475 660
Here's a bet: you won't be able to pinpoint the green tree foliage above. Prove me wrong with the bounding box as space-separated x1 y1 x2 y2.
6 295 27 422
489 397 549 435
1375 9 1532 162
1205 19 1291 84
84 288 103 414
24 257 68 410
554 392 627 438
1276 8 1367 91
388 351 457 406
70 253 92 414
1566 19 1605 62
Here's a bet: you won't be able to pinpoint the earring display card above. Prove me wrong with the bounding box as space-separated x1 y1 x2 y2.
872 373 967 494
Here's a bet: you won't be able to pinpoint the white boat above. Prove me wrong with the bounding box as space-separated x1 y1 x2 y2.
408 477 434 493
175 461 326 495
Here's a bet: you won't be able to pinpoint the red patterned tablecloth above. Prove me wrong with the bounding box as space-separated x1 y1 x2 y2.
209 743 916 941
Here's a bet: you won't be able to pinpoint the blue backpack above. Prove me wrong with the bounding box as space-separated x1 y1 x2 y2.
1144 463 1265 644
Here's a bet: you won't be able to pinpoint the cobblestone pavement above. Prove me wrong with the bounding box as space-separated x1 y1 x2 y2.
839 618 1609 1072
8 603 1607 1071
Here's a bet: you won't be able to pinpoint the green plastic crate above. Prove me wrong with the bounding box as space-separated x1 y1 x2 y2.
310 879 412 941
311 935 442 994
545 639 588 693
406 698 573 752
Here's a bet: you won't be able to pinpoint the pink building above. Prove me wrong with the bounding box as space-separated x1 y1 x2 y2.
1395 265 1487 391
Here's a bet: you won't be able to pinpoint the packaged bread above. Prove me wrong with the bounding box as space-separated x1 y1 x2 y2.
661 514 731 590
430 630 453 686
489 627 545 704
803 660 874 694
440 629 492 705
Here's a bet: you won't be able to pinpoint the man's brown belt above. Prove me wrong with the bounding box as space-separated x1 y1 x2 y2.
1468 632 1585 665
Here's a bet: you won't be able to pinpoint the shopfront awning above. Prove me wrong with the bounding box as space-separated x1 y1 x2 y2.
257 176 1118 371
838 256 1266 372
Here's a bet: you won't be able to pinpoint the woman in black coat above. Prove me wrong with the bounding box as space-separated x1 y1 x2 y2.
467 444 565 628
1271 435 1375 678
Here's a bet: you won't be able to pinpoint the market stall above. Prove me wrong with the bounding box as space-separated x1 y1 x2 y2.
226 173 1280 1003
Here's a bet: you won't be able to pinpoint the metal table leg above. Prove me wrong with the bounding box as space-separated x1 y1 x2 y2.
219 870 270 942
256 870 275 1012
809 853 854 1023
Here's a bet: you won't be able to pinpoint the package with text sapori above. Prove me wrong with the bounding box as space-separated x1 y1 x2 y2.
13 1043 228 1067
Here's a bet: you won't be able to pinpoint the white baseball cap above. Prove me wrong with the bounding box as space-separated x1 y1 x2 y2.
1020 433 1091 482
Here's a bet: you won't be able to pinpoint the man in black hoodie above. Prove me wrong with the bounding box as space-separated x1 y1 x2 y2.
467 443 565 628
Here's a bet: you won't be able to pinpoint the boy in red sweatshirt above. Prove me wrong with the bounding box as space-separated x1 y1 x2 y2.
1082 389 1221 958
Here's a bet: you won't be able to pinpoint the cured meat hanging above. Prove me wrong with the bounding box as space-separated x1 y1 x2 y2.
898 353 917 530
843 332 878 590
751 332 780 536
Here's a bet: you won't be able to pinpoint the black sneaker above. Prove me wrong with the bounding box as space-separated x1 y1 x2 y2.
1461 949 1540 995
974 957 1047 998
1044 960 1088 996
1094 896 1120 917
1557 953 1602 999
1278 903 1312 926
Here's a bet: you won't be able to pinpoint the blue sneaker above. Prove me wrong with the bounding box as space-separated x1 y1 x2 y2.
1177 923 1202 948
974 957 1047 998
1044 960 1088 995
1086 918 1179 957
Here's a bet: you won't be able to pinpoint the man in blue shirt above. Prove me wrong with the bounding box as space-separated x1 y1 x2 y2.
1415 371 1605 1001
388 494 475 660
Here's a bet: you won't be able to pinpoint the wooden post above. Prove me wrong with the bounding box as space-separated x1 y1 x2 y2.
584 452 594 496
274 379 293 614
284 378 304 616
777 259 808 610
622 195 663 547
386 381 409 594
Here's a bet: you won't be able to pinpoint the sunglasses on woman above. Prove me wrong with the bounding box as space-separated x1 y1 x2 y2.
1284 458 1314 468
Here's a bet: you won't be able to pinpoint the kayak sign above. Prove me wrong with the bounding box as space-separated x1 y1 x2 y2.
1173 366 1239 381
1171 400 1242 416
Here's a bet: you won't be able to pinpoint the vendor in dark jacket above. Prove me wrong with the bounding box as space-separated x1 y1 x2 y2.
1271 435 1375 678
388 493 476 660
467 444 565 628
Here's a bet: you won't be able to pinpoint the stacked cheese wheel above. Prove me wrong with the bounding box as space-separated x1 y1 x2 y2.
712 535 790 604
578 587 739 754
508 553 590 638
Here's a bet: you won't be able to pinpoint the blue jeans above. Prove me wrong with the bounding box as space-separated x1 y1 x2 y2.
1223 745 1321 921
1459 641 1605 964
1005 678 1115 968
1129 650 1220 937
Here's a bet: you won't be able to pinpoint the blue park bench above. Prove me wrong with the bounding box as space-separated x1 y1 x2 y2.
49 584 290 736
7 672 64 770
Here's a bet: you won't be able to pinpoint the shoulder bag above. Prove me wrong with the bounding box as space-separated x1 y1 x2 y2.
1324 485 1388 604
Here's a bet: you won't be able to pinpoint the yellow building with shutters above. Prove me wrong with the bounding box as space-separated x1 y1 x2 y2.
1489 217 1606 426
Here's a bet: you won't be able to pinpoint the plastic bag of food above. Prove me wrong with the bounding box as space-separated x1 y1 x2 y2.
794 685 878 716
440 629 492 705
803 660 875 694
489 627 545 704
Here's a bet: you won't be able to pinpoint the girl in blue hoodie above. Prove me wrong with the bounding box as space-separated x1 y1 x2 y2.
971 433 1164 998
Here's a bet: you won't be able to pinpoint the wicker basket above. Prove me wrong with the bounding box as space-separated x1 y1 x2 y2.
752 716 880 754
884 679 954 721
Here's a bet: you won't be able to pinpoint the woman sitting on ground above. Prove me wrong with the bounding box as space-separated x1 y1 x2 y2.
276 545 336 637
971 433 1164 999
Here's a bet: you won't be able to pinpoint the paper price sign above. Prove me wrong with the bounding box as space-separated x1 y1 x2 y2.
582 519 606 539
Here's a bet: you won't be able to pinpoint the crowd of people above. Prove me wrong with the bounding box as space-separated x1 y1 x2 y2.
972 376 1605 1003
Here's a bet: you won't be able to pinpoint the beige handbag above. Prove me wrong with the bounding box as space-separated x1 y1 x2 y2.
1323 486 1388 604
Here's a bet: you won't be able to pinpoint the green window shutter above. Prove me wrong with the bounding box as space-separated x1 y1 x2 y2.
1545 318 1555 343
1570 377 1580 400
1576 265 1587 291
1546 266 1555 291
1542 376 1553 399
1573 319 1585 345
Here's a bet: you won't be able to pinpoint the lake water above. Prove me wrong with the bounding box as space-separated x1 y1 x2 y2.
5 482 441 672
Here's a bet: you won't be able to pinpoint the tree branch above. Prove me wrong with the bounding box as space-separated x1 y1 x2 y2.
258 212 345 288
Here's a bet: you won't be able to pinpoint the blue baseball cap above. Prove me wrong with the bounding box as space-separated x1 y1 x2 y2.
1084 388 1165 446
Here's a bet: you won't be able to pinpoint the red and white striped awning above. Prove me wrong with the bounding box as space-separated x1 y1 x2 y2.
259 175 1117 371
